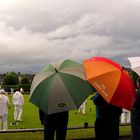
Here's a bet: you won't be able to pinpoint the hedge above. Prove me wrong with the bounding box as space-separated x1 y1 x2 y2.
2 84 31 92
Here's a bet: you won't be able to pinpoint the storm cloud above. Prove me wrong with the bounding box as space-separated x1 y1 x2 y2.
0 0 140 73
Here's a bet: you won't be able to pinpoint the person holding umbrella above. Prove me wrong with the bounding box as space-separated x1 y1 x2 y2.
131 77 140 140
30 59 94 139
39 109 69 140
92 92 122 140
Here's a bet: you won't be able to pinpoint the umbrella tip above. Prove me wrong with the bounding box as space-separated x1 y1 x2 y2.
55 68 58 73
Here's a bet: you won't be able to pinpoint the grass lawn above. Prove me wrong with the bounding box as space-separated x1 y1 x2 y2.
0 94 131 140
7 94 96 129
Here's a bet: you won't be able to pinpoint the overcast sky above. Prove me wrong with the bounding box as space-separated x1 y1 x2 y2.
0 0 140 74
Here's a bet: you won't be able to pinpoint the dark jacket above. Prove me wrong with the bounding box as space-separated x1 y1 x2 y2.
131 88 140 124
93 93 122 125
39 109 69 127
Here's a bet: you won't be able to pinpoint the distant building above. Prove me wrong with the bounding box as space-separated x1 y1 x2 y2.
0 74 6 84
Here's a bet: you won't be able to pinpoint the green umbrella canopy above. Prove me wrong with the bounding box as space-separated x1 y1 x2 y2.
30 59 93 115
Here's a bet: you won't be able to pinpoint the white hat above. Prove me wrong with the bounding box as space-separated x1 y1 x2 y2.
0 89 5 94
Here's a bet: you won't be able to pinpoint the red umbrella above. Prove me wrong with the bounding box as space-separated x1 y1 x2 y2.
83 56 136 110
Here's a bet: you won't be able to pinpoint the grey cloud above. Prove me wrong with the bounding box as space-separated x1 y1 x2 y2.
0 0 140 73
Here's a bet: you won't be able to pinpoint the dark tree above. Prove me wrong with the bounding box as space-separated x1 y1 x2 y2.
20 76 30 84
3 72 19 85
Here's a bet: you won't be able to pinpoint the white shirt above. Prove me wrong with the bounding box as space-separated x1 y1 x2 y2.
0 94 10 116
122 108 130 113
13 91 24 106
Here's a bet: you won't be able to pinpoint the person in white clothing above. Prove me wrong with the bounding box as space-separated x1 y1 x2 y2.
12 90 24 121
0 89 10 130
121 108 130 124
78 99 87 114
20 88 24 93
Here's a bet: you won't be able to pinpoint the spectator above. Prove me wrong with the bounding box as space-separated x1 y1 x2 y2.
131 77 140 140
39 109 69 140
121 108 130 124
10 88 14 95
0 89 10 130
92 92 122 140
12 90 24 121
20 88 24 93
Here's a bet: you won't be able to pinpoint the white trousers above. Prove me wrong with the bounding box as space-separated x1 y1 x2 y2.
0 115 8 130
14 104 23 121
121 111 130 123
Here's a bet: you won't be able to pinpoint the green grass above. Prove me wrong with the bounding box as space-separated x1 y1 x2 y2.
8 94 42 129
0 94 131 140
7 94 95 129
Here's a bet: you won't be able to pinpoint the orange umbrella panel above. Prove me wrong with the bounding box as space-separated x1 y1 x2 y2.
83 56 136 110
83 59 122 103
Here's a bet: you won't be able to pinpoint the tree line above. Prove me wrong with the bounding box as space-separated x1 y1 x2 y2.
0 69 139 92
1 72 34 92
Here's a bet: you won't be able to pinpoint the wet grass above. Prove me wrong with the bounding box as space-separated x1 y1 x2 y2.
0 94 131 140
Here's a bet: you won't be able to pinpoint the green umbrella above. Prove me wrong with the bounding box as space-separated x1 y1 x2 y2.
30 59 93 115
